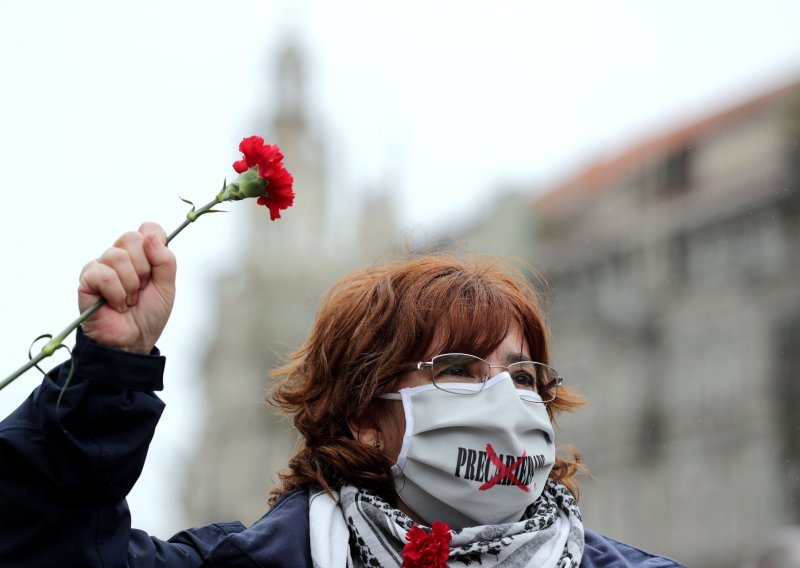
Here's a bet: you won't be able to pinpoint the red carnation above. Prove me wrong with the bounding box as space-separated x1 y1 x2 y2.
233 135 295 220
0 133 299 392
402 521 451 568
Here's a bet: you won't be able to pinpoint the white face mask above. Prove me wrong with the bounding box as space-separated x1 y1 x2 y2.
378 372 555 529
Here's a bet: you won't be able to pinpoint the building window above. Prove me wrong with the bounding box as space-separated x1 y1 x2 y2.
659 145 693 195
773 313 800 523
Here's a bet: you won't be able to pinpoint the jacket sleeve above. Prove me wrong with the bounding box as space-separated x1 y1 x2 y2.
581 529 685 567
0 330 237 567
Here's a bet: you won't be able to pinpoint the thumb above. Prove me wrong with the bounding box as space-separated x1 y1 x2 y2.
143 234 177 287
140 226 177 288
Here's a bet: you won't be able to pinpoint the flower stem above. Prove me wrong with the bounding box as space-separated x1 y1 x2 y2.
166 197 221 243
0 196 223 391
0 351 49 392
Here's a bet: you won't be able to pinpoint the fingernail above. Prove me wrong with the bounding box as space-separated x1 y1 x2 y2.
128 292 138 306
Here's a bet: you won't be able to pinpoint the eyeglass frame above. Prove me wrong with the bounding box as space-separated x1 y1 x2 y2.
408 353 564 403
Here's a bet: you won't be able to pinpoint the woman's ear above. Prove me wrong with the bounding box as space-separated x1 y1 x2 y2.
347 414 382 449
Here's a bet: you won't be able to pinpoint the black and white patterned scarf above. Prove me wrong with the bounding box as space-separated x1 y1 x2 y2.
309 480 584 568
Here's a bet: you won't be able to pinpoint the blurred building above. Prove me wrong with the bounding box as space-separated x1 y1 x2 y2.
528 79 800 567
183 41 397 526
184 39 800 564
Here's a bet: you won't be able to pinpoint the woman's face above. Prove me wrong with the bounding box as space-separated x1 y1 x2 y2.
374 323 532 471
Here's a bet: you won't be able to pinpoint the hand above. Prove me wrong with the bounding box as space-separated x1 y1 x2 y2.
78 222 176 354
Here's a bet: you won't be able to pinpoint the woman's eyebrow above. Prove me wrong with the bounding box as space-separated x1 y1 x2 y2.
502 352 531 364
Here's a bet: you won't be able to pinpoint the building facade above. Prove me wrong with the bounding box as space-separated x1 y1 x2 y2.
529 79 800 567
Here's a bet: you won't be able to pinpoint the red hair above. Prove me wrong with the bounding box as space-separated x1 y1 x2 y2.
269 254 586 506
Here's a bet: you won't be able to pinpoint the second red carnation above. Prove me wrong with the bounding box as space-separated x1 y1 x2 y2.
402 521 451 568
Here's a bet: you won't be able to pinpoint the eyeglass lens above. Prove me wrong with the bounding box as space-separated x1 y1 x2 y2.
431 353 489 384
429 353 559 402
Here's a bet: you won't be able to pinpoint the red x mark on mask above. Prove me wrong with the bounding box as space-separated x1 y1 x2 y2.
479 443 530 492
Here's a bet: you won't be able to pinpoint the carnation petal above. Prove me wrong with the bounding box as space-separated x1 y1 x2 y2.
238 136 267 169
233 136 295 220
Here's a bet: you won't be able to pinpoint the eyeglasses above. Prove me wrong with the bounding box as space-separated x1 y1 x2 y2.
411 353 563 403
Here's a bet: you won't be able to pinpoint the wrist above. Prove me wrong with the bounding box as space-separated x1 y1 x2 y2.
77 327 159 356
73 328 166 391
116 342 157 356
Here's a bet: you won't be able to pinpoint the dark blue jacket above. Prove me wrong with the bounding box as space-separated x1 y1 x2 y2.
0 332 683 567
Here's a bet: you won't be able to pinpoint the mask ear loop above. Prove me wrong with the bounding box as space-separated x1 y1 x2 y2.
377 393 401 400
374 391 409 495
395 465 407 495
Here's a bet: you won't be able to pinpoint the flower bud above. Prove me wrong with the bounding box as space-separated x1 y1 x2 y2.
217 166 268 202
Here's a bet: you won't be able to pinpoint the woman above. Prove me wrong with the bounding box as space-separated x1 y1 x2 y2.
0 223 683 567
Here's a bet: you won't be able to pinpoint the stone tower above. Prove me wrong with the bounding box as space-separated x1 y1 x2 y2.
183 40 391 525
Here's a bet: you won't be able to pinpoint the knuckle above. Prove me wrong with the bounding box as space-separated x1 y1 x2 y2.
104 247 131 266
82 260 106 280
115 230 144 248
98 269 118 286
79 261 96 279
139 221 166 241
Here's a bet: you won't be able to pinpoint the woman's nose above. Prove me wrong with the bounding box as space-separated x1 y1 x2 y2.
487 366 509 378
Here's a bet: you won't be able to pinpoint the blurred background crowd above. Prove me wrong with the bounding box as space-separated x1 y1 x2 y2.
1 2 799 566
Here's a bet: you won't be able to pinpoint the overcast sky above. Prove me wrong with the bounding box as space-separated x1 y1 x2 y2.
1 0 799 536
